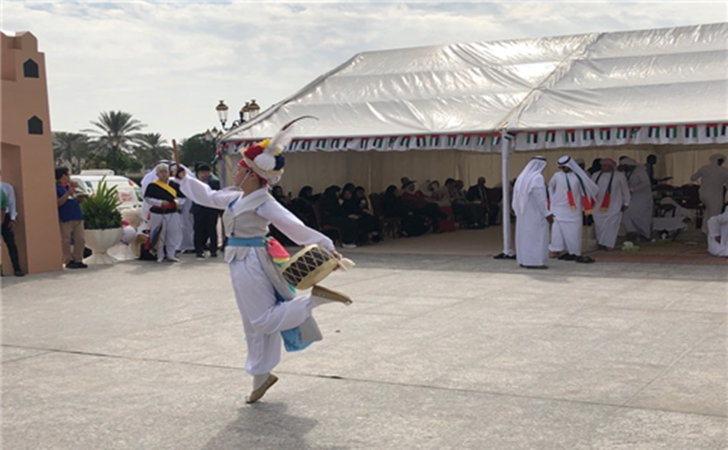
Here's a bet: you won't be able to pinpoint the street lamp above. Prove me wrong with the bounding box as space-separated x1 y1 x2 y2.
207 99 263 186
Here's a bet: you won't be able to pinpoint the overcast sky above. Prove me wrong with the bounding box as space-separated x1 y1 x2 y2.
3 1 726 142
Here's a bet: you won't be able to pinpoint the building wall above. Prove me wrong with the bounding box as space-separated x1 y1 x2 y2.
1 31 63 274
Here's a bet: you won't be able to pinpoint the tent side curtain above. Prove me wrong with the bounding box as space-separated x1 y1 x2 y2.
223 144 728 199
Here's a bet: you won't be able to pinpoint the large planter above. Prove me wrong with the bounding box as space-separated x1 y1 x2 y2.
84 228 123 265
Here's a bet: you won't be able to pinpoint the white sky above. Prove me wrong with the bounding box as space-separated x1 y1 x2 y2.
3 1 726 142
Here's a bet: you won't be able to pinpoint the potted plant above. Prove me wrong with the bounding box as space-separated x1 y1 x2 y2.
80 178 124 264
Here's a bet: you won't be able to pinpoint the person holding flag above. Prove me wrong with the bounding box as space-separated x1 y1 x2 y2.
591 158 630 250
548 156 599 263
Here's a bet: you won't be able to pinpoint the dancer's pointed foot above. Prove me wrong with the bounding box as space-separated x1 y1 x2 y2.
246 374 278 404
312 285 353 306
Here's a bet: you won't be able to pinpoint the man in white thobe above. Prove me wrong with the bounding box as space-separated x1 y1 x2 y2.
513 157 553 269
591 158 630 250
707 209 728 257
548 156 600 263
619 157 653 241
690 154 728 233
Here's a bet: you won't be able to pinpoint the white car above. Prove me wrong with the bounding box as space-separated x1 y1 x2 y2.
71 170 143 212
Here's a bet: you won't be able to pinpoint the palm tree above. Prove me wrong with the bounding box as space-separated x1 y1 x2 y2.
135 133 172 170
53 132 92 173
86 111 146 157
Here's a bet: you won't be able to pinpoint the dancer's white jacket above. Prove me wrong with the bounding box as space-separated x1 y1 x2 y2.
707 210 728 257
179 176 335 375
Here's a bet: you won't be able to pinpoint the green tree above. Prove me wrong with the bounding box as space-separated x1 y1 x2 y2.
179 133 216 170
53 132 92 173
135 133 172 171
86 111 146 173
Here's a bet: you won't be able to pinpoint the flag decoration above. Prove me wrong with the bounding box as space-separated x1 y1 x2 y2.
476 134 487 146
360 138 369 149
564 129 576 143
331 138 341 149
545 130 557 143
616 127 628 140
648 126 660 139
460 135 471 146
447 135 457 147
526 132 539 144
583 129 595 141
630 127 640 137
666 125 678 139
343 138 354 148
388 137 398 148
685 124 698 139
373 137 384 149
706 124 719 138
400 136 411 147
722 124 728 137
429 135 440 147
316 139 326 149
491 133 502 146
598 128 611 141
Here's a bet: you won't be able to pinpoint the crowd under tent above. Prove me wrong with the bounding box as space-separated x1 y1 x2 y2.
219 22 728 255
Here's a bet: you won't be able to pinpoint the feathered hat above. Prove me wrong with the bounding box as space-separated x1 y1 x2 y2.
239 116 317 185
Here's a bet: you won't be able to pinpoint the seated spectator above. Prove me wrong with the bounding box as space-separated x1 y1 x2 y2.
447 179 487 228
383 185 428 237
321 185 364 248
343 188 380 243
467 177 500 226
271 185 292 209
400 180 447 232
291 186 318 229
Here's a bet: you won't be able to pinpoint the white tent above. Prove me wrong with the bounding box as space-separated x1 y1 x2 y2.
220 22 728 255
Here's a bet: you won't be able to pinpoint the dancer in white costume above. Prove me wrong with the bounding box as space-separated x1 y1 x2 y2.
548 156 599 263
143 164 182 263
591 158 630 250
513 157 553 269
690 154 728 233
176 119 351 404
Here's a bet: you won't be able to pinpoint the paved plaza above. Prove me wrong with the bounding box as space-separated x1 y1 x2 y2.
2 252 727 449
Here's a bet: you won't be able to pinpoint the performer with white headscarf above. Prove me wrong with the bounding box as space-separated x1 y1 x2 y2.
591 158 630 250
175 117 353 404
548 155 599 263
619 157 653 240
513 157 553 269
690 153 728 233
143 163 182 263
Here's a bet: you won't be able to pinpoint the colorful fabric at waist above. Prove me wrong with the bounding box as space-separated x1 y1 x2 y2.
227 237 267 247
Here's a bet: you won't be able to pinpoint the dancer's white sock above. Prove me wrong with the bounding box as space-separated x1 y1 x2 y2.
253 374 270 391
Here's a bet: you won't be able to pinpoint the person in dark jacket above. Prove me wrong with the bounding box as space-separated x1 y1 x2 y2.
191 164 222 258
342 187 380 243
383 185 428 237
467 177 499 226
321 186 362 248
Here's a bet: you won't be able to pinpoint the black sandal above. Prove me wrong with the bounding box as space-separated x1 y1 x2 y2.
575 256 595 263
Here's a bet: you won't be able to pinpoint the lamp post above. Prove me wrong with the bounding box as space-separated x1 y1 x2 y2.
206 99 261 186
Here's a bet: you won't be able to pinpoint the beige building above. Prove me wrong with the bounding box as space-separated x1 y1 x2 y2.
1 31 62 274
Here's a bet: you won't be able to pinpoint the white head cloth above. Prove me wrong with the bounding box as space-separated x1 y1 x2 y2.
620 157 640 167
709 153 726 165
512 157 547 216
141 161 195 193
557 155 599 200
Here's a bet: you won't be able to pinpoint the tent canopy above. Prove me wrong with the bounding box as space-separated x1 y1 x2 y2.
224 22 727 145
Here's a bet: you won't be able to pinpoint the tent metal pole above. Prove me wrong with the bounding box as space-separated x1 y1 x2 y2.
500 135 514 257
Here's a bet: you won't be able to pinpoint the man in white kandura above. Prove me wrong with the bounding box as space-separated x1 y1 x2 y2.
176 118 352 404
548 155 599 263
513 157 553 269
619 157 653 241
591 158 630 250
707 208 728 257
690 154 728 233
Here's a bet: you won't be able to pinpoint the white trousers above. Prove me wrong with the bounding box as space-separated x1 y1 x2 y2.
700 190 724 234
148 213 181 261
549 219 583 255
229 251 315 375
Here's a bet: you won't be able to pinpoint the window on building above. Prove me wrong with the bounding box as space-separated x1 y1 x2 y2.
23 59 39 78
28 116 43 135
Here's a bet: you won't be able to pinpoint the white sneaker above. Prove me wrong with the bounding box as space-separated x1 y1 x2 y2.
341 243 357 249
165 257 180 263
